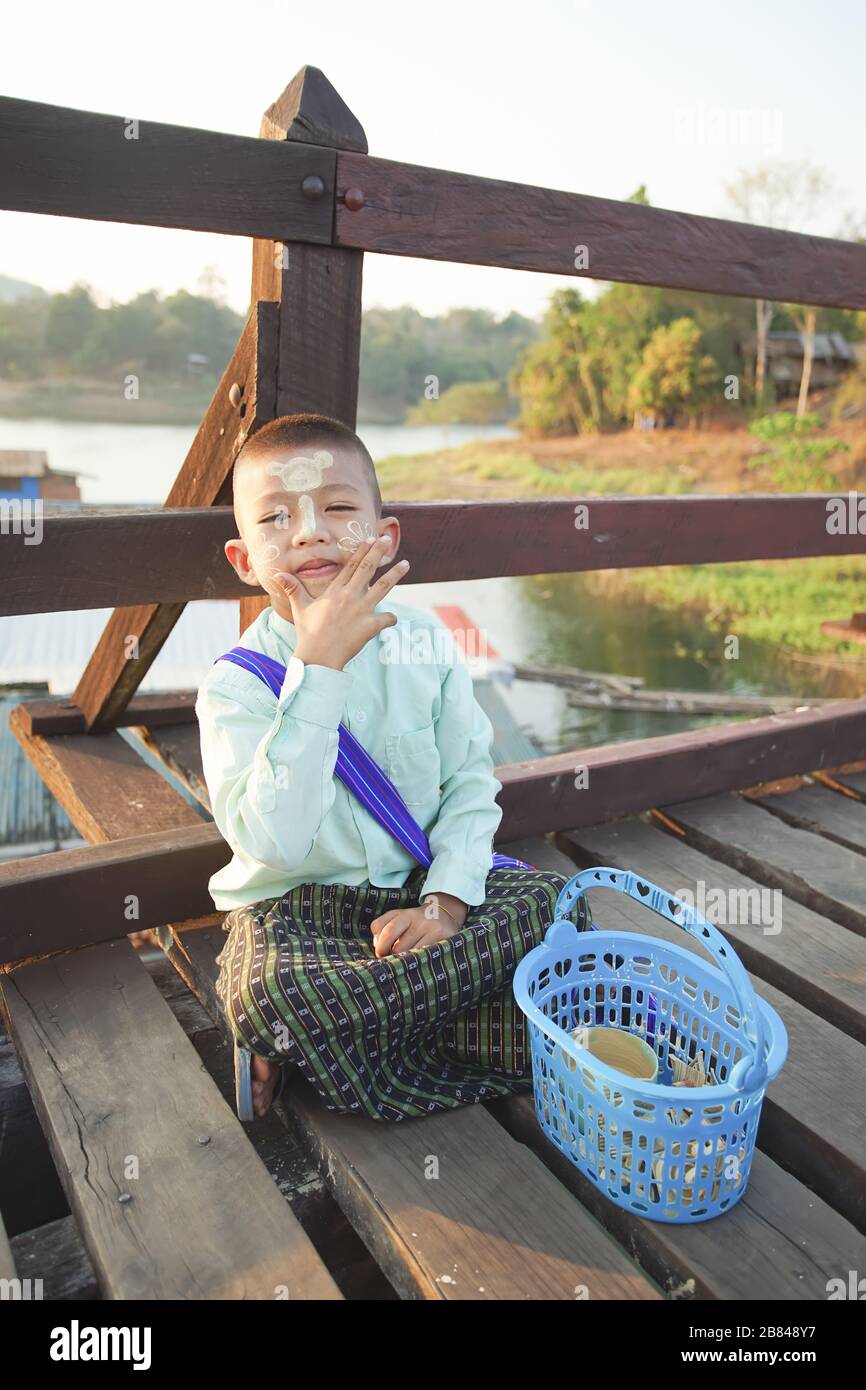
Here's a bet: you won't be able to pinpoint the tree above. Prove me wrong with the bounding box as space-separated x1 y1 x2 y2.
787 215 866 417
406 380 510 424
627 318 719 427
510 288 594 435
723 161 834 412
44 283 100 368
511 280 693 435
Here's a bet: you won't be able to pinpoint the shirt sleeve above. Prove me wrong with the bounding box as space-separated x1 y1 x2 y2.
417 629 503 908
195 657 354 875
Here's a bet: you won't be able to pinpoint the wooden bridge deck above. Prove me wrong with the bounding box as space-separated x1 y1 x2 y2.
2 683 864 1301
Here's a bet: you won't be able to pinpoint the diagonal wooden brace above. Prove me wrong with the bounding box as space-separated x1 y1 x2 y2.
70 300 279 730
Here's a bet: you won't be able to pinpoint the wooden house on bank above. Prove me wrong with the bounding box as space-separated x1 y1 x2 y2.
0 450 81 503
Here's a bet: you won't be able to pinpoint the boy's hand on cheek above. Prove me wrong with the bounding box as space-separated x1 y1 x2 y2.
370 905 457 958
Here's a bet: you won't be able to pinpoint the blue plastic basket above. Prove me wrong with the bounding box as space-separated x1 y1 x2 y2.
513 866 788 1223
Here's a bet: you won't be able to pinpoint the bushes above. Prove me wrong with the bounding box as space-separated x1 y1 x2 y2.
747 411 849 489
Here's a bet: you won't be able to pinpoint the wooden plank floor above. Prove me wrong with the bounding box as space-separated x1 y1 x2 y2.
126 880 866 1303
554 780 866 1241
484 836 866 1301
7 692 866 1299
137 713 866 1298
2 715 342 1300
653 788 866 937
170 921 661 1300
1 940 342 1300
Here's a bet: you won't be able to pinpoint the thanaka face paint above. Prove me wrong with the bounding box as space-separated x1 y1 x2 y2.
265 449 335 541
252 526 281 577
337 518 378 552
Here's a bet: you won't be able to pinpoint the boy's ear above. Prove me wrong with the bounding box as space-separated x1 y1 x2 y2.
375 515 402 567
224 538 261 587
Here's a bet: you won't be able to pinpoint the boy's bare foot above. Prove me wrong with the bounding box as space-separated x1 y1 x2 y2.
251 1054 282 1117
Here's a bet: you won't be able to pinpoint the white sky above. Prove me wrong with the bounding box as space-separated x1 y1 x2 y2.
2 0 864 319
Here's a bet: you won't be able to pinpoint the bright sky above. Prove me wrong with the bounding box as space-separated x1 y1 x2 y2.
2 0 864 320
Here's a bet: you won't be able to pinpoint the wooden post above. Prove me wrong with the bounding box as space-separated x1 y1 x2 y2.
68 66 363 728
240 66 367 634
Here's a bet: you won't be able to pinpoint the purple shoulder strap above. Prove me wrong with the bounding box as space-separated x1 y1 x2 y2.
212 645 534 874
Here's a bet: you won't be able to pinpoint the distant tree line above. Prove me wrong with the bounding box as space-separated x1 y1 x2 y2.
0 285 540 424
1 246 863 432
0 284 243 384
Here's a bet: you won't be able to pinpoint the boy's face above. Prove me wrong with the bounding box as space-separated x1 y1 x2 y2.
226 441 400 623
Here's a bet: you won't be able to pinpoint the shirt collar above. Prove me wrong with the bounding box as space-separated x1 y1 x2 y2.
267 606 297 651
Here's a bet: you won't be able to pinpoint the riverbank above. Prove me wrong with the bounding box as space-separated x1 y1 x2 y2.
0 377 433 427
0 377 220 424
376 425 866 659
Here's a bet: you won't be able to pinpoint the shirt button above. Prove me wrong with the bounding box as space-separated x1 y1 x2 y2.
355 709 367 723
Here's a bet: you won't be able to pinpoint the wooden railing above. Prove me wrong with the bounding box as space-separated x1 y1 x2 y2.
1 66 865 965
4 92 865 307
5 495 866 616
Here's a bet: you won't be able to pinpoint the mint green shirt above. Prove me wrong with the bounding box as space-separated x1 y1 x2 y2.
195 601 503 913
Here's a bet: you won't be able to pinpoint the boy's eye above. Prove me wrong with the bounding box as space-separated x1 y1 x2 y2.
261 505 356 522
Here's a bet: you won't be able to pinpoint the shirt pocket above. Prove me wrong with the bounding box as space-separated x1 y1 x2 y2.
385 723 442 809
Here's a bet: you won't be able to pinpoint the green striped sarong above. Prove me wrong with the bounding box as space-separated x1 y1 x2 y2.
214 863 592 1122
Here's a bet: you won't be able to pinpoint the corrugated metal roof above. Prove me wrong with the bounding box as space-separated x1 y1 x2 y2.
761 331 857 362
0 450 49 477
0 692 81 850
0 600 242 693
1 600 239 856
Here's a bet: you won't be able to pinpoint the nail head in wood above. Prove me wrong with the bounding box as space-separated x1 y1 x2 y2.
301 174 326 199
344 187 365 211
228 383 242 408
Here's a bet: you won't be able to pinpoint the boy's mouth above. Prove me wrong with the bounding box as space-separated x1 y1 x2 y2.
295 559 340 578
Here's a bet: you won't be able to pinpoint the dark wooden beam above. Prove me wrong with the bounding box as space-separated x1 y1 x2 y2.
67 300 279 729
0 95 334 241
336 152 866 311
6 90 866 313
494 696 866 839
6 494 865 618
0 826 225 968
2 701 225 969
20 691 197 736
241 67 366 633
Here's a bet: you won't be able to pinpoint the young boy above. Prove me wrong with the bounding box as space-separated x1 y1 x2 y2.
196 412 591 1120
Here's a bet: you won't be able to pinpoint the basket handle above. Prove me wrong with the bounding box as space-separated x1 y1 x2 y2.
554 866 767 1091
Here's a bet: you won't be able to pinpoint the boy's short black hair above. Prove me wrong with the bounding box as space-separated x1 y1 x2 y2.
233 413 382 518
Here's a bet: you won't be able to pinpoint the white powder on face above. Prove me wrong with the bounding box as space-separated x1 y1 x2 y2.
253 528 281 566
266 450 334 492
265 450 335 541
297 492 317 537
337 519 377 552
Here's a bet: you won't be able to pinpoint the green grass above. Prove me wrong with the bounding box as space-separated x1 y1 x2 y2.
376 439 866 658
376 444 695 497
585 556 866 654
